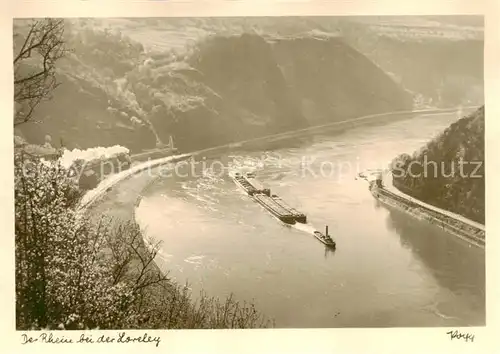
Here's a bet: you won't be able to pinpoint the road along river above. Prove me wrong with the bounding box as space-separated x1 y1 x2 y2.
133 111 484 328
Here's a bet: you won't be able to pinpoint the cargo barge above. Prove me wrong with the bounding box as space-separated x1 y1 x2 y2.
232 172 335 248
253 194 297 225
232 172 305 224
270 194 307 224
233 172 270 196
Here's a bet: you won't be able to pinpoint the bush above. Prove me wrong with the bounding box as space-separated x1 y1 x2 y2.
15 152 272 330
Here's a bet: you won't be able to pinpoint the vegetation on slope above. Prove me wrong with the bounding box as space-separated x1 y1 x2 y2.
15 18 417 153
88 16 484 109
391 106 485 223
15 152 272 329
14 19 271 331
16 18 483 154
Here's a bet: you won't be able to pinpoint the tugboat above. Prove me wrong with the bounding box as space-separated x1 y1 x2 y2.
314 225 336 248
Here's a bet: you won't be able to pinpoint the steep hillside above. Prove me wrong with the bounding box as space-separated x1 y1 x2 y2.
338 17 484 108
14 17 482 154
16 23 158 152
15 21 413 153
78 16 485 109
391 106 485 223
270 34 411 124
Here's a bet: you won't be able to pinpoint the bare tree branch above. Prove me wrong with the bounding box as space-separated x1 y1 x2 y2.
14 18 69 126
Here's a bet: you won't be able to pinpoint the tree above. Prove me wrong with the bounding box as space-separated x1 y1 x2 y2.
15 152 272 330
14 18 69 126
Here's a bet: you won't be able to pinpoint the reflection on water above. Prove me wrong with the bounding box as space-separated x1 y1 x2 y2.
135 112 485 327
385 207 485 324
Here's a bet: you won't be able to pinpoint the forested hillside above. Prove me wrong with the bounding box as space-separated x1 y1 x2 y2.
14 17 483 154
391 106 485 223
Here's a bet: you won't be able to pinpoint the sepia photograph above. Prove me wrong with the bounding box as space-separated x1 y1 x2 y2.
11 13 487 338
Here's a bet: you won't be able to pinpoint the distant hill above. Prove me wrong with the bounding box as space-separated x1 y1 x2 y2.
14 17 483 154
391 106 485 223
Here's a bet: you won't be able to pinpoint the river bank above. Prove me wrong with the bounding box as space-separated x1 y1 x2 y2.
85 169 166 286
78 105 479 213
80 106 484 261
77 153 192 211
135 109 485 327
76 106 485 327
363 171 485 248
83 164 275 328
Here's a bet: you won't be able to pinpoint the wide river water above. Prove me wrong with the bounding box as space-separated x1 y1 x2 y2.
135 112 485 327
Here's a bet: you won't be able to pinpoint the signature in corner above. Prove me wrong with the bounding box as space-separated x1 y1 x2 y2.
446 330 475 343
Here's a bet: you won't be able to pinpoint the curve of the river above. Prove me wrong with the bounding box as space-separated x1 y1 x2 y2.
135 111 485 328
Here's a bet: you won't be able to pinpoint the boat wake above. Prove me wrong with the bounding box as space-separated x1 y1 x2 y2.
184 255 205 265
292 222 317 235
230 169 336 248
293 222 336 249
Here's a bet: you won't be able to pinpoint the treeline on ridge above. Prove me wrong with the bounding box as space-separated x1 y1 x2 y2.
391 106 485 224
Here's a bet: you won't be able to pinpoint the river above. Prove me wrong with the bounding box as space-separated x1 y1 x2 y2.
135 111 485 327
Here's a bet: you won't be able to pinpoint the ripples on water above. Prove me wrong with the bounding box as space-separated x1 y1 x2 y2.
135 113 485 327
